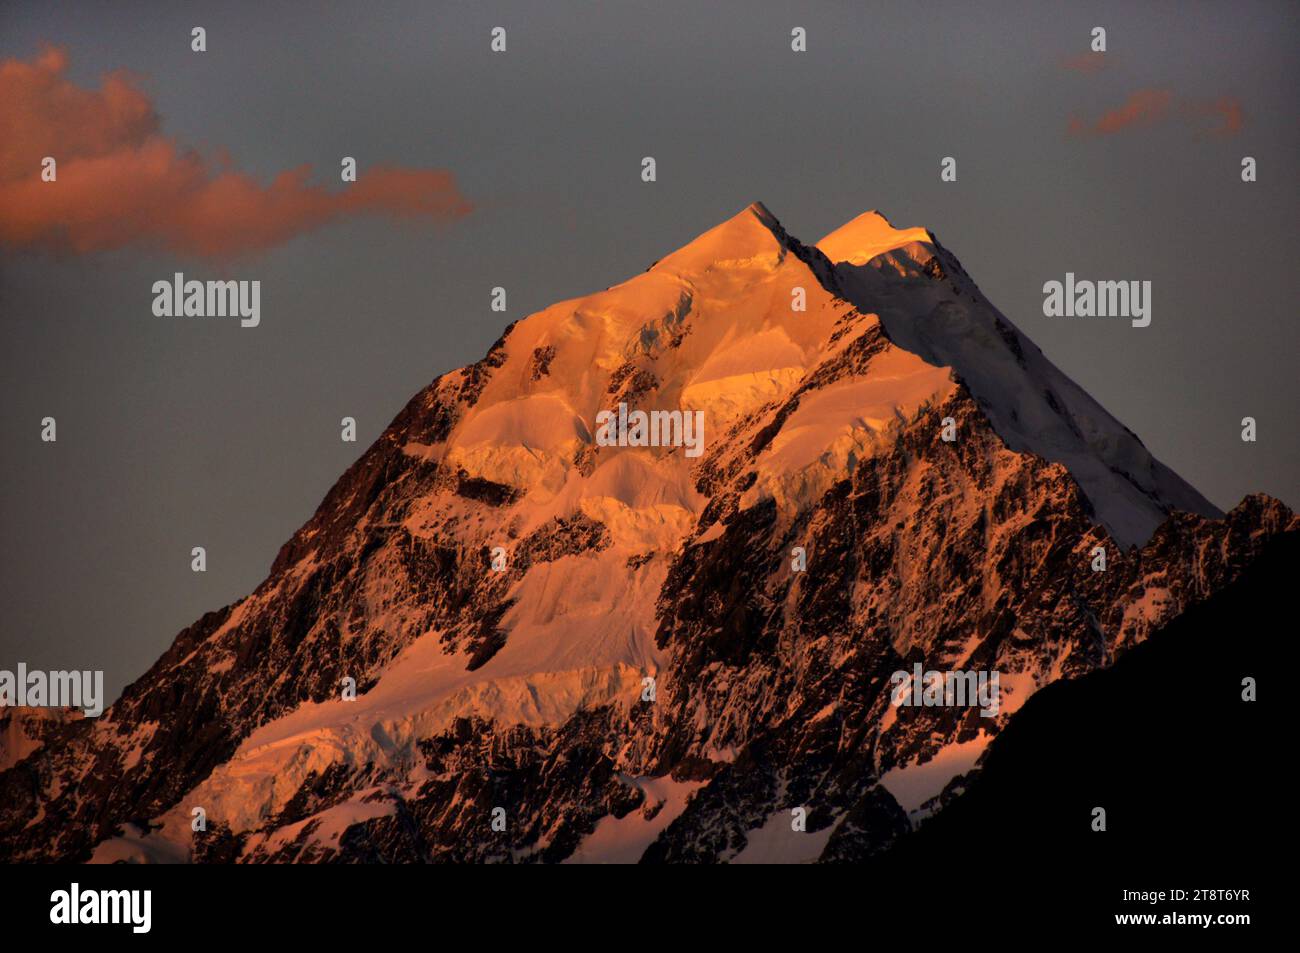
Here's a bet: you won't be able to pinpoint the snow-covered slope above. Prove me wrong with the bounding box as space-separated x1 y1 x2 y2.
818 210 1219 547
0 203 1290 864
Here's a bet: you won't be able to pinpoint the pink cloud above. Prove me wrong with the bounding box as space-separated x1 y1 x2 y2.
0 47 472 258
1061 52 1109 74
1068 88 1174 137
1067 87 1246 140
1187 95 1245 137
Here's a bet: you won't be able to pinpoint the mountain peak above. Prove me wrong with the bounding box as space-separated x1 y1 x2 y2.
7 199 1283 868
742 199 779 227
817 210 935 265
650 201 792 275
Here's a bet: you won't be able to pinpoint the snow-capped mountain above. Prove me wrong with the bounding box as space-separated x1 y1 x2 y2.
1 203 1292 863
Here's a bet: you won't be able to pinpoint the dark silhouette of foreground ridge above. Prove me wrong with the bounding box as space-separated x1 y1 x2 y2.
868 532 1289 914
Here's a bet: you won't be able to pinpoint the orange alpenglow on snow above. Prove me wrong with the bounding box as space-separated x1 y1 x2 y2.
8 200 1284 868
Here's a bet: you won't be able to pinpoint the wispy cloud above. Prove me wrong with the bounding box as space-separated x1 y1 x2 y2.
1068 88 1174 137
1060 52 1109 74
1067 88 1245 140
0 47 472 258
1186 95 1245 138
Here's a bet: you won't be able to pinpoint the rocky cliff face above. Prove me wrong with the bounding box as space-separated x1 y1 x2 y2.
1 203 1290 863
0 707 81 774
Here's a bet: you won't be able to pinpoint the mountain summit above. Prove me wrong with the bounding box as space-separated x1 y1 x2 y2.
1 204 1290 863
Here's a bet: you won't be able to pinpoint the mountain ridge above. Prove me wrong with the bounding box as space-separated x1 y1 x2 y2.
0 203 1287 864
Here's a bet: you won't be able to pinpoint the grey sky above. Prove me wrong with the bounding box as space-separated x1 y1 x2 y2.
2 0 1296 703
